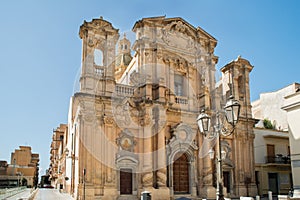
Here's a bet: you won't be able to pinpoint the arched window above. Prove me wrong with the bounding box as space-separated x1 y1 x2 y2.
174 74 185 96
94 49 103 66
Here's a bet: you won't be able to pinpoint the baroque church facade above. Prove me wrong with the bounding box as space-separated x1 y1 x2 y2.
65 16 257 199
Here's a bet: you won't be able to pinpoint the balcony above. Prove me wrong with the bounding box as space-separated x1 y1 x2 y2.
265 154 290 164
115 84 134 97
175 96 188 104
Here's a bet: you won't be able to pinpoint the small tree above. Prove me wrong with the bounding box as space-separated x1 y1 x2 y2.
263 118 274 129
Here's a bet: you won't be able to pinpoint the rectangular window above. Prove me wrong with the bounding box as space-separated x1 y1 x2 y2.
174 74 185 96
267 144 275 157
267 144 275 163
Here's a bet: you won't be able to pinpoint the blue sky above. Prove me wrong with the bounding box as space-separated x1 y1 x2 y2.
0 1 299 176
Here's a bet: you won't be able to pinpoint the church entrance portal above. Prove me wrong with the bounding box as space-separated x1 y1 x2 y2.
120 169 132 194
173 153 189 194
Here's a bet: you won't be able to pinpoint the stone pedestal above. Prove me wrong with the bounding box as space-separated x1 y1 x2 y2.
202 185 216 199
191 185 197 197
142 187 170 200
102 188 118 200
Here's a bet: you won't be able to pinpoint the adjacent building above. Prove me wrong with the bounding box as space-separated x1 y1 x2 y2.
49 124 68 190
57 16 258 200
282 86 300 198
252 83 300 131
0 146 39 188
254 127 291 196
252 83 300 197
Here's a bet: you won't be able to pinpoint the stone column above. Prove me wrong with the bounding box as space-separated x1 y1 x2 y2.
199 134 216 199
169 60 175 103
156 137 170 200
202 155 216 198
142 106 154 188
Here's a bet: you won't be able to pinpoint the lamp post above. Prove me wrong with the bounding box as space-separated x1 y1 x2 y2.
197 96 241 200
83 168 86 200
16 172 21 187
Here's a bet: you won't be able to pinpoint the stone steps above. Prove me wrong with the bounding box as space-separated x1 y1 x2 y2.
117 195 139 200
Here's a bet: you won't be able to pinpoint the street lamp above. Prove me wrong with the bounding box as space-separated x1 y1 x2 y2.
224 96 241 127
197 95 241 200
197 111 211 135
16 172 21 187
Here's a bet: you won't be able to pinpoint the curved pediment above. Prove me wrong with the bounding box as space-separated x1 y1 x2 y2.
116 154 138 165
168 123 198 150
161 51 194 71
133 16 216 42
79 16 119 38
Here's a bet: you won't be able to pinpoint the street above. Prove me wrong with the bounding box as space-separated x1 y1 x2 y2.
34 189 74 200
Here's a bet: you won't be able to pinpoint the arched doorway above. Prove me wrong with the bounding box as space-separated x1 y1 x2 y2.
173 153 189 194
120 169 132 194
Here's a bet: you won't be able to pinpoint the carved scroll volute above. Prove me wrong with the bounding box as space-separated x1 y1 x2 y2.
142 172 153 187
156 168 167 187
104 116 114 125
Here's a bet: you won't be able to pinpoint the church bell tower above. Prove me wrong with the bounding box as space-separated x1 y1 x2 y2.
79 16 119 95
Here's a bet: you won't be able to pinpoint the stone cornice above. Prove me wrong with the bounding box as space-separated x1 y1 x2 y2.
221 56 254 73
79 16 119 39
132 16 217 44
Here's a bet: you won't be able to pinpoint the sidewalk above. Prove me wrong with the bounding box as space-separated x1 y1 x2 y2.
33 188 75 200
4 188 35 200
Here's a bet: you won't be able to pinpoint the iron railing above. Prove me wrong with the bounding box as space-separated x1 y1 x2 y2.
265 155 290 164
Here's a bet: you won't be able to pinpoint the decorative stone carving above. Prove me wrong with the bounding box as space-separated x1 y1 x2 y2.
169 123 198 148
221 140 234 167
156 169 167 187
96 115 103 125
83 113 95 122
144 50 153 62
80 17 118 37
186 37 195 50
161 54 193 76
107 172 112 183
175 59 187 74
158 120 167 132
202 174 213 185
202 168 213 185
130 70 146 86
166 123 198 169
130 107 152 127
161 21 196 53
88 38 95 47
71 16 256 199
113 103 131 127
142 172 153 186
116 129 136 152
239 170 245 183
140 112 151 126
164 21 195 39
104 116 114 125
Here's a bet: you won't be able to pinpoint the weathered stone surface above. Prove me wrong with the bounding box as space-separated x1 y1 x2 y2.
62 16 257 199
